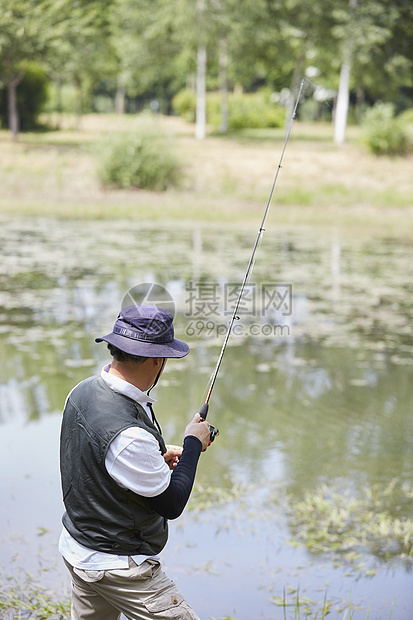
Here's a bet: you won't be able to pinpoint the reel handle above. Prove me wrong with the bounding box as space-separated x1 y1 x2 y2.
199 402 209 420
198 402 219 446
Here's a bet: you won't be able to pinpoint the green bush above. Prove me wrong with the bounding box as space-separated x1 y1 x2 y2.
172 89 196 122
172 89 285 131
97 126 182 191
398 107 413 148
361 102 409 156
209 90 285 131
398 107 413 126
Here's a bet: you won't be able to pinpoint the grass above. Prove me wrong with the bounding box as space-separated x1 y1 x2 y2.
0 573 397 620
271 588 396 620
0 113 412 238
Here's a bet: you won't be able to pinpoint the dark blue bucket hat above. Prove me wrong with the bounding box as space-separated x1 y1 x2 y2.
95 305 189 358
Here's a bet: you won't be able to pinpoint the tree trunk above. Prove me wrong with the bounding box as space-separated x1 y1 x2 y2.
195 44 206 140
6 73 24 140
334 0 357 144
195 0 206 140
219 38 228 134
8 81 19 140
355 84 365 124
75 75 83 131
334 61 350 144
115 79 125 114
54 79 63 129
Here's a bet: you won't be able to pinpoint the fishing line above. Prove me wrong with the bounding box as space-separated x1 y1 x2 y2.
199 77 306 431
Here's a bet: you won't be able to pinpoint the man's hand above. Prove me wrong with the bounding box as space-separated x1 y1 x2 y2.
163 445 183 470
184 413 211 451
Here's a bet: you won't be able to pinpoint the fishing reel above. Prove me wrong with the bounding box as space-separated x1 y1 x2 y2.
207 423 219 444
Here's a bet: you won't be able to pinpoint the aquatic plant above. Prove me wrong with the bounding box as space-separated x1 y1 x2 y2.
271 586 331 619
0 572 70 619
271 586 396 620
189 481 250 513
284 480 413 571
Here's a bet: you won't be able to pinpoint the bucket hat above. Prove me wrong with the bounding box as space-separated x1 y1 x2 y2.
95 305 189 358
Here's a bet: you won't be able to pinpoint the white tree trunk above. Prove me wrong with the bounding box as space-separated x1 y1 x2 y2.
334 62 350 144
195 44 206 140
334 0 357 144
219 38 228 134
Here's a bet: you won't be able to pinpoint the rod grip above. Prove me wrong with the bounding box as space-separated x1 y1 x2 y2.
199 402 209 420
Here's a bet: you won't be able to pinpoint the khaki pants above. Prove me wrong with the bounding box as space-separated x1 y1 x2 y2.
63 557 200 620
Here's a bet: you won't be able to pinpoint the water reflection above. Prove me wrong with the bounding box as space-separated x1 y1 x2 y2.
1 217 413 618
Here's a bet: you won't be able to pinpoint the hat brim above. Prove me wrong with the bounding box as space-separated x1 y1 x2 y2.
95 332 189 358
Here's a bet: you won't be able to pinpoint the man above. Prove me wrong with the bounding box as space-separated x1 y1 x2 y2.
59 304 211 620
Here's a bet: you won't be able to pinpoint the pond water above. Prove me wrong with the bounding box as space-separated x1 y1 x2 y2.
0 216 413 619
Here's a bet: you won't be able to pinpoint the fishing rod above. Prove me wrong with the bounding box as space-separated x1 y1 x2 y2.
200 78 306 440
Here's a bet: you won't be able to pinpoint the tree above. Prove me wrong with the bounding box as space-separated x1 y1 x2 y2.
0 0 104 137
0 0 55 138
108 0 187 115
45 0 116 127
331 0 401 142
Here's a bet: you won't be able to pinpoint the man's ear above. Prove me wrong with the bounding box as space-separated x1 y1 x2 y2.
156 357 167 369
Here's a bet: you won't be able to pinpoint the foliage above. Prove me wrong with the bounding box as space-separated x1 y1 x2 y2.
0 572 70 619
0 63 49 130
0 0 55 75
361 102 409 156
108 0 187 110
173 89 285 130
1 0 413 138
97 123 182 191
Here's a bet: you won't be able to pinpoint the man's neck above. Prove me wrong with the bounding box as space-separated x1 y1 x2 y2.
108 363 148 392
107 358 163 393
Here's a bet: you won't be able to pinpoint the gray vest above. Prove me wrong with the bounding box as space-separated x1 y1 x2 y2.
60 375 168 556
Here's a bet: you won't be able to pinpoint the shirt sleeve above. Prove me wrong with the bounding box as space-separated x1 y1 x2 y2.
105 427 172 497
145 436 202 520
